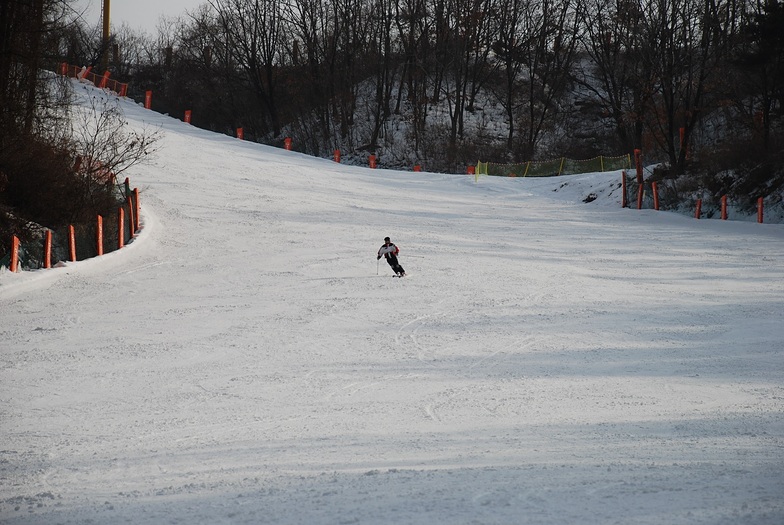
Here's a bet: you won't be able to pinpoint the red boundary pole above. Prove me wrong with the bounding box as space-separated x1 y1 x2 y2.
127 197 135 237
96 215 104 256
133 188 140 232
118 208 125 249
695 199 702 219
10 235 19 272
758 197 764 223
721 195 728 220
652 181 659 210
44 230 52 268
637 184 643 210
68 225 76 261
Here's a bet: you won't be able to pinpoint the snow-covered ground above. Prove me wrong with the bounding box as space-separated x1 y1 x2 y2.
1 82 783 524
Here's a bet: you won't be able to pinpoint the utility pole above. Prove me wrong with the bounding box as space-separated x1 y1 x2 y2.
101 0 111 70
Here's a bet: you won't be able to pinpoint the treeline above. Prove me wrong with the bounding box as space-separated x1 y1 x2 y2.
4 0 784 172
55 0 781 172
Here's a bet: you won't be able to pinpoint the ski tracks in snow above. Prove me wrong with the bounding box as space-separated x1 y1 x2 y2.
394 310 543 424
395 312 446 365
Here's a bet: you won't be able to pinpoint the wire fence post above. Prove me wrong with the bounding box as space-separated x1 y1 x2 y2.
621 171 628 208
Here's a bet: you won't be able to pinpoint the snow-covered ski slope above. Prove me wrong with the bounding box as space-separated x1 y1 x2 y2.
1 81 783 525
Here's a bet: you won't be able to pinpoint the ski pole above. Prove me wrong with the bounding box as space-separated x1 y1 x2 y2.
377 258 380 275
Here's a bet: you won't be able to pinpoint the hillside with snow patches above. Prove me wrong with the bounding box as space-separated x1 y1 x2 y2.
1 80 783 524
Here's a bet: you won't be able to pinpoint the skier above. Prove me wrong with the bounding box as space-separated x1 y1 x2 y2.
377 236 406 277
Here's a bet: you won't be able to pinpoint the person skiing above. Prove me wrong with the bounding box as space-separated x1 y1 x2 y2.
377 236 406 277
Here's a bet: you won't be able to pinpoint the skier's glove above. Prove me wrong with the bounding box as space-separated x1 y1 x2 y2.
377 255 381 260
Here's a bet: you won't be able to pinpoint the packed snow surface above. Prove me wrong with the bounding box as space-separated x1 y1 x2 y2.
1 82 783 524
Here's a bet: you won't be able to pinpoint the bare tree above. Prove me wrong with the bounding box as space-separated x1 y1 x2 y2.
168 5 249 133
211 0 284 135
393 0 432 154
72 96 160 185
464 0 497 114
491 0 525 150
435 0 496 147
367 0 400 149
328 0 374 145
285 0 336 149
110 23 153 77
638 0 736 171
504 0 583 159
733 0 784 152
578 0 653 152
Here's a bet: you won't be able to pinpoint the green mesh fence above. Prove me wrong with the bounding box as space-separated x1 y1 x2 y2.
480 154 631 177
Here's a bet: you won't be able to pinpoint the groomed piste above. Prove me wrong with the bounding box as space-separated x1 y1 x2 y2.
1 80 783 525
